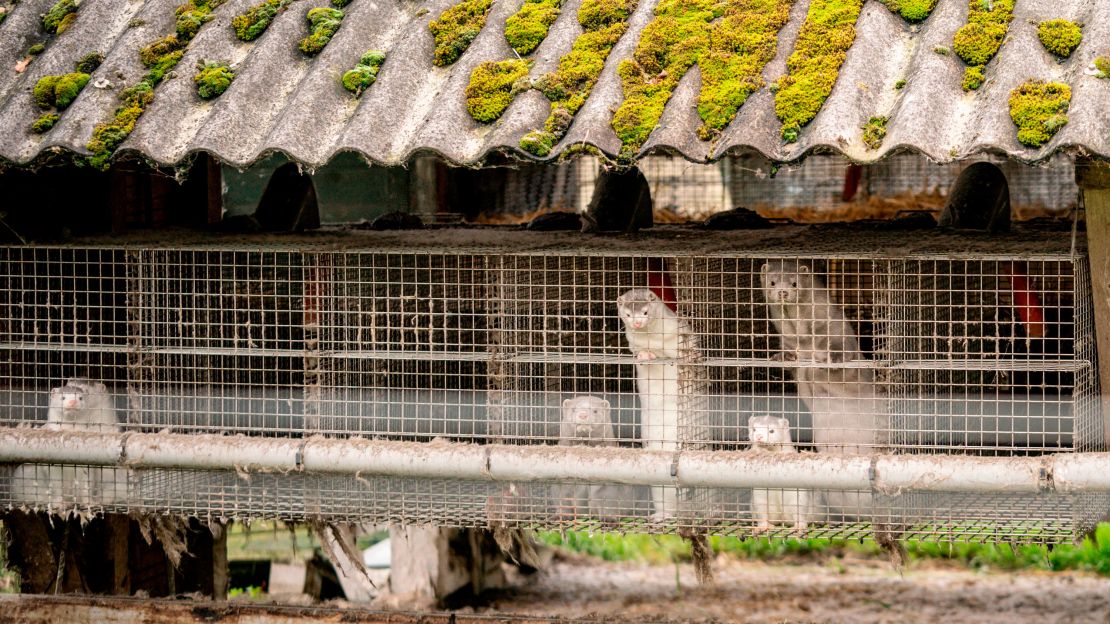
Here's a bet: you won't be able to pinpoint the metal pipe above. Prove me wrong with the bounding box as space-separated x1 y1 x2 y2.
2 429 1110 493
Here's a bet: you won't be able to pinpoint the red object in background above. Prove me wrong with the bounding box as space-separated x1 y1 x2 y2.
646 259 678 312
842 164 863 202
1004 261 1045 339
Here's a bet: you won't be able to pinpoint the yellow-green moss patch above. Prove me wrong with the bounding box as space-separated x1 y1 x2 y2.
1008 80 1069 148
87 0 225 169
31 113 59 134
1037 19 1081 58
342 50 386 96
28 43 45 56
862 115 886 149
611 0 792 156
522 0 635 156
879 0 937 23
33 72 90 109
194 60 235 99
466 59 531 122
505 0 562 56
300 7 344 55
332 0 353 6
1094 57 1110 79
429 0 492 67
774 0 861 142
961 64 983 91
951 0 1012 91
42 0 78 34
232 0 293 41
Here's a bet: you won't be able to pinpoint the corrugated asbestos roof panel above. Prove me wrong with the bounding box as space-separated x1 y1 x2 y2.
0 0 1106 168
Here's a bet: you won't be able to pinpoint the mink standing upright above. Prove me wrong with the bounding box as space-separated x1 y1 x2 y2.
617 288 698 520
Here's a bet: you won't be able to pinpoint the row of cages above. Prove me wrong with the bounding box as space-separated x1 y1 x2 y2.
0 244 1096 454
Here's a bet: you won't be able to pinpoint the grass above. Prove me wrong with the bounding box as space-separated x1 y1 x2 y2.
539 523 1110 575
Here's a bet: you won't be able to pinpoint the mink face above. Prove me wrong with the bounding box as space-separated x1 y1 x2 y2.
617 288 666 331
748 415 793 447
760 261 813 305
560 395 613 443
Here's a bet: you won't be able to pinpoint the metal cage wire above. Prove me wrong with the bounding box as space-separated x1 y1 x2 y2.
0 226 1101 543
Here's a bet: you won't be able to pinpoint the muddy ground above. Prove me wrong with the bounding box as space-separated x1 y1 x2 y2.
461 553 1110 623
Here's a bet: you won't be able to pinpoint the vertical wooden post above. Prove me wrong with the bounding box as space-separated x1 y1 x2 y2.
1078 157 1110 449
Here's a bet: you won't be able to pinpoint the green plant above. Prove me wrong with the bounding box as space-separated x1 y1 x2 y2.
231 0 293 42
961 64 984 90
504 0 562 55
880 0 937 22
31 112 59 134
42 0 78 34
229 585 265 599
1008 80 1070 147
341 50 386 96
773 0 863 142
951 0 1013 83
28 43 45 55
1037 19 1082 58
1094 56 1110 79
194 60 235 99
75 52 104 74
428 0 492 67
862 115 887 149
466 59 531 122
894 79 906 89
33 72 90 109
299 7 344 55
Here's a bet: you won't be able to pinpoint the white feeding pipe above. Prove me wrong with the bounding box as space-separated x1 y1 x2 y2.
0 429 1105 493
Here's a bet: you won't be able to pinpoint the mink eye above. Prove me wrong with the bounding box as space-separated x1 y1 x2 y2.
770 281 776 286
769 429 775 434
791 281 797 288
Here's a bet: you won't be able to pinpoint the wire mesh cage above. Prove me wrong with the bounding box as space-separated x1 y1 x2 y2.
0 226 1100 542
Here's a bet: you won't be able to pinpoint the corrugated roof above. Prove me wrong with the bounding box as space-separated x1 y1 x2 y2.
0 0 1106 169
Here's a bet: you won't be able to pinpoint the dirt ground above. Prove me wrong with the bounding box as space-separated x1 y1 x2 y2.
467 554 1110 623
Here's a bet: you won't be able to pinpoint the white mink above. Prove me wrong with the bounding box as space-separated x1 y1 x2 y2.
555 396 638 521
12 379 126 513
45 378 120 432
747 415 812 535
616 289 697 521
759 262 877 455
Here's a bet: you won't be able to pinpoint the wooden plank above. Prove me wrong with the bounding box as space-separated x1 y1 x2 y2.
1078 158 1110 449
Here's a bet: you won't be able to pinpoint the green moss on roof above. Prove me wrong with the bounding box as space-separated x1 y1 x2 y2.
42 0 78 34
951 0 1012 90
87 0 225 170
505 0 562 56
195 60 235 99
522 0 634 156
342 50 386 96
176 2 217 39
1008 80 1069 148
231 0 293 42
300 7 344 55
428 0 492 67
28 43 45 56
76 52 104 74
862 115 887 149
880 0 937 23
31 113 60 134
33 72 89 110
697 0 791 141
0 8 7 26
332 0 353 6
1094 57 1110 79
611 0 792 157
774 0 862 142
1037 19 1081 58
961 64 983 91
466 59 531 123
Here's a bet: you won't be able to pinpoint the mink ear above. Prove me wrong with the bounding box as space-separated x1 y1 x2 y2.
599 398 610 409
760 263 769 273
748 416 757 427
562 399 572 410
778 418 790 427
799 265 809 273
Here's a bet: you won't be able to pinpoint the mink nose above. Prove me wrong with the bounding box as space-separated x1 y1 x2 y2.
64 399 79 409
776 289 788 302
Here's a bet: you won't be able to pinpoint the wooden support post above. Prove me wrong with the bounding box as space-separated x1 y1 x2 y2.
1078 157 1110 449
